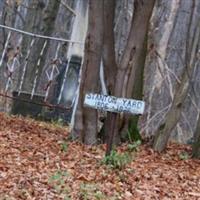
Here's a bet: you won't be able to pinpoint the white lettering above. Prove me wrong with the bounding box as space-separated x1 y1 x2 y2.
84 93 145 114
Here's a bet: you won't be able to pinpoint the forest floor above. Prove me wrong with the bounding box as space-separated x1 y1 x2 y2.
0 112 199 200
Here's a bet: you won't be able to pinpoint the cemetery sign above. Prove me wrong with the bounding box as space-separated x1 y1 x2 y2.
84 93 145 114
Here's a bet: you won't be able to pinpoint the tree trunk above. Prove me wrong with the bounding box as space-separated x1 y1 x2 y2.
105 0 155 155
101 0 118 145
114 0 134 64
120 0 154 141
72 0 103 145
0 0 8 50
153 71 196 152
153 0 200 152
192 115 200 158
103 0 117 95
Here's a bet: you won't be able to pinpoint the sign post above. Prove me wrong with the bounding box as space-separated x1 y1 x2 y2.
84 93 145 155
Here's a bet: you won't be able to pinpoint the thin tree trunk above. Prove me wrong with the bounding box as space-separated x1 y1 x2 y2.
153 71 196 152
103 0 117 95
102 0 118 145
72 0 103 145
192 114 200 158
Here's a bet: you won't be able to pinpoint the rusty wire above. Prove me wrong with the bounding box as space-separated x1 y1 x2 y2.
0 92 72 111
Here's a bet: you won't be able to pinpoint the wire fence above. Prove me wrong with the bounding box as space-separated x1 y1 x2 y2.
0 24 83 124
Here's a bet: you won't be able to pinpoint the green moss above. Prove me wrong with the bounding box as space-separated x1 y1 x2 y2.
128 116 142 142
159 123 166 131
192 140 200 159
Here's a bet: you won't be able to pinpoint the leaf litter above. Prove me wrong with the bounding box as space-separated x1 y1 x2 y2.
0 112 199 200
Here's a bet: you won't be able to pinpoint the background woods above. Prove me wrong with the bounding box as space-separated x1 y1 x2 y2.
0 0 200 157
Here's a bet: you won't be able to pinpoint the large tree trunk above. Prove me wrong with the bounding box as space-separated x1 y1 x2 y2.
153 0 200 152
72 0 103 145
105 0 155 155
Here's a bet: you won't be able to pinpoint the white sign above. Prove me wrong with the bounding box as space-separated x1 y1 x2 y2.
84 93 145 114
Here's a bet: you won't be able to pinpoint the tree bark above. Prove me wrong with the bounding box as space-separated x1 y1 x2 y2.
114 0 134 64
72 0 103 145
153 0 200 152
103 0 117 95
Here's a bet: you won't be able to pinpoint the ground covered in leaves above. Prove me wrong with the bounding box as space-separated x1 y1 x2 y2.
0 112 199 200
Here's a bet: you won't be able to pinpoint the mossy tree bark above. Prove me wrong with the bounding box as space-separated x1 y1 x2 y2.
120 34 148 142
192 115 200 159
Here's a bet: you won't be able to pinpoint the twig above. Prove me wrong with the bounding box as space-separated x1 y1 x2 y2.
60 0 76 16
0 24 84 44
